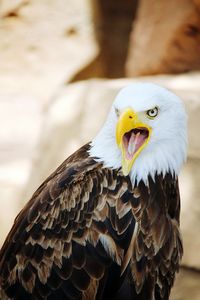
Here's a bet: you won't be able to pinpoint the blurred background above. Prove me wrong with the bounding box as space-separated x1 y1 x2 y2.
0 0 200 298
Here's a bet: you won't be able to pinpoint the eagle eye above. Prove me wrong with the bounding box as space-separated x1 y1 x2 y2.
146 107 159 119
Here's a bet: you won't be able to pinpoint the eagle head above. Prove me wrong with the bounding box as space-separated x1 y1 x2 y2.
89 83 187 185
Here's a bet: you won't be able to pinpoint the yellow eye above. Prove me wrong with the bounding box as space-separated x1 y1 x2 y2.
146 107 158 119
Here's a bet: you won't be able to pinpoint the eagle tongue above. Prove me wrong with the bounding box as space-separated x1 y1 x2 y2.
128 130 147 158
128 132 136 156
127 132 140 156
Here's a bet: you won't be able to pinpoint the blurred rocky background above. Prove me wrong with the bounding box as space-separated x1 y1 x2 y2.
0 0 200 299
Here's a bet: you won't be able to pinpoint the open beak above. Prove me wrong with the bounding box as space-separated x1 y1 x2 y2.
116 108 151 176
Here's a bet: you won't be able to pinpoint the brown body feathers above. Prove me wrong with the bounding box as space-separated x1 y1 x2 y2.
0 144 182 300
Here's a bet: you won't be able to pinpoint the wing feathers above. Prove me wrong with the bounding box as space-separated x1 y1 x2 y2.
0 144 182 299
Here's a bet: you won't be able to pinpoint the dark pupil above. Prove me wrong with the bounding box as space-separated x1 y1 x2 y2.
149 109 156 116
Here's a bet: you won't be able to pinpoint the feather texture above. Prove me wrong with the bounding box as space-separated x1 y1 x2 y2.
0 144 182 300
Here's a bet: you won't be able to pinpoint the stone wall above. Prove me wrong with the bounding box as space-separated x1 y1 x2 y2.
126 0 200 76
71 0 200 79
0 0 96 246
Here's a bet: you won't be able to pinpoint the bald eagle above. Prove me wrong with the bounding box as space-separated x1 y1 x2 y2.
0 83 187 300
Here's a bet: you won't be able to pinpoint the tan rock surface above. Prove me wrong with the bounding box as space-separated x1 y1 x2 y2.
171 268 200 300
70 0 138 81
0 0 96 101
0 0 27 17
0 0 96 244
126 0 200 76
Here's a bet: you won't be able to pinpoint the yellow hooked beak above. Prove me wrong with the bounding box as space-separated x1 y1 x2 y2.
116 108 151 176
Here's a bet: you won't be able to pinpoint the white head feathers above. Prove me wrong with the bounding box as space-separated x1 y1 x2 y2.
89 82 187 186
